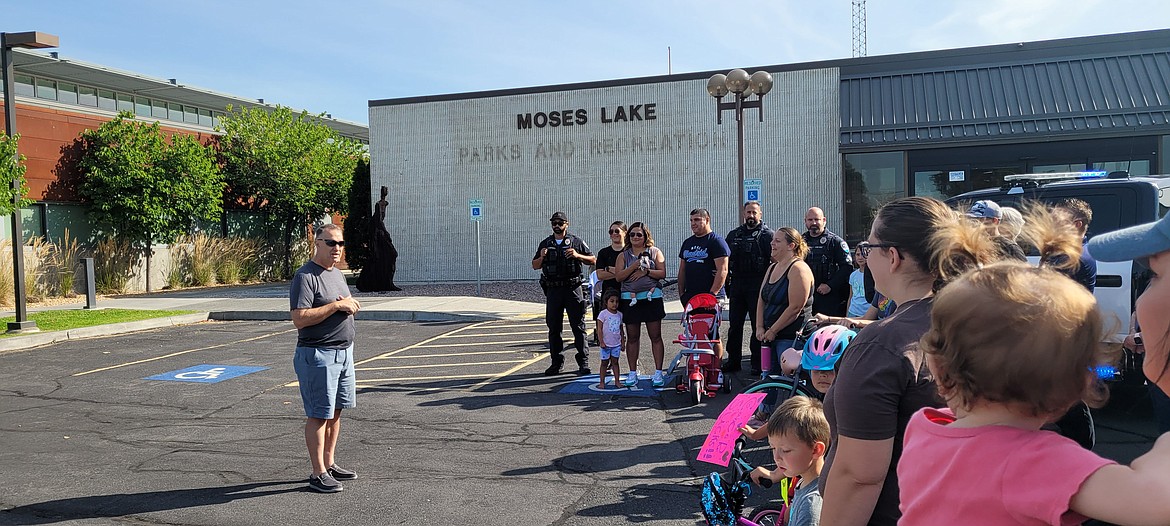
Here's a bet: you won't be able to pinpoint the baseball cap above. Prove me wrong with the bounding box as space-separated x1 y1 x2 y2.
1086 213 1170 262
966 200 1002 219
550 211 568 222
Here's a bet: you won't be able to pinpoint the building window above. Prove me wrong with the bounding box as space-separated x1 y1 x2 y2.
167 102 183 121
97 89 116 111
57 82 78 105
1093 160 1150 176
184 105 199 124
152 99 167 119
14 74 33 97
135 97 151 118
198 108 213 127
843 151 906 242
34 78 56 100
1163 136 1170 175
116 93 134 113
78 85 97 106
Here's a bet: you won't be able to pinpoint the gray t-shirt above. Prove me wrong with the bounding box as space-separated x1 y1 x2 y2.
290 261 355 349
789 477 822 526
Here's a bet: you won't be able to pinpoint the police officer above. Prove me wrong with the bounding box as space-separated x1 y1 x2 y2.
724 201 774 375
532 212 596 376
802 207 852 317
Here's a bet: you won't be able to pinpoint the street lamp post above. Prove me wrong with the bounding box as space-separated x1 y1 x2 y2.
2 31 58 333
707 68 773 211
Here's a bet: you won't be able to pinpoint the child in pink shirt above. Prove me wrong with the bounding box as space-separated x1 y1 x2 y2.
898 258 1170 525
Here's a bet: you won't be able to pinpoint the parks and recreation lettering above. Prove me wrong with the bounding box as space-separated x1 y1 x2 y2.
456 131 730 164
516 104 657 130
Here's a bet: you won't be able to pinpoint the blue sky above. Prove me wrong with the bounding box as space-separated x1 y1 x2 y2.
9 1 1168 124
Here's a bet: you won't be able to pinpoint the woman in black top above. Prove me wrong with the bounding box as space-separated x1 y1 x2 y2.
755 227 814 373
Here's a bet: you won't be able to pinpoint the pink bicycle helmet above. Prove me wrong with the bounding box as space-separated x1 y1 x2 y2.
801 324 857 371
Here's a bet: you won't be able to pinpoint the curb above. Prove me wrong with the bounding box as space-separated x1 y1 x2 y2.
0 313 211 354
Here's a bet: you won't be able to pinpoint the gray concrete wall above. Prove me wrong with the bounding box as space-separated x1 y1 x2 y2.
369 68 841 282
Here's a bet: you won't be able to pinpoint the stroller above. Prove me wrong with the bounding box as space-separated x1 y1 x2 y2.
668 293 731 405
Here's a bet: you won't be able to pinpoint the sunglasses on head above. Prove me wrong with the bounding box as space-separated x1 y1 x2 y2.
318 239 345 248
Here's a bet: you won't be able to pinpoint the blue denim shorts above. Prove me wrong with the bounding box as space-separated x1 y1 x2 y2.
293 345 356 419
600 345 622 360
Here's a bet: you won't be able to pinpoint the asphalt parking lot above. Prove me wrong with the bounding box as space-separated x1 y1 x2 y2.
0 319 1161 525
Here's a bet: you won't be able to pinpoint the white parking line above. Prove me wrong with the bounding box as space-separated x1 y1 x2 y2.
414 339 546 348
358 359 527 371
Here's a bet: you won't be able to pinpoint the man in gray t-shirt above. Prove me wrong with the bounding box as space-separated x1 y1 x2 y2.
290 224 361 493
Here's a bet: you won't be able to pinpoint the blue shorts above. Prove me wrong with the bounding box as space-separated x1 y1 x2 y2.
600 345 621 360
293 345 356 419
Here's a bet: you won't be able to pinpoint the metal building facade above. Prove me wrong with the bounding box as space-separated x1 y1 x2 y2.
369 68 841 282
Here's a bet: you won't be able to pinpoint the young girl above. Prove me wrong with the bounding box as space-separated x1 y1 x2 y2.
846 247 870 318
898 213 1170 525
595 289 625 389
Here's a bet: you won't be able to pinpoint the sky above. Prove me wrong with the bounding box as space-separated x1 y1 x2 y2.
8 1 1169 125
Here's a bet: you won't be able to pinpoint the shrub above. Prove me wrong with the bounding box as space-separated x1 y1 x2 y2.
93 236 134 294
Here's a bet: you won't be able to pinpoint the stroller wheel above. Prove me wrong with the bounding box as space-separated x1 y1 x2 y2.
690 378 704 405
722 375 733 393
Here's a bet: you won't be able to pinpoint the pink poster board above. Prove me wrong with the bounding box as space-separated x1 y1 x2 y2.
697 392 767 466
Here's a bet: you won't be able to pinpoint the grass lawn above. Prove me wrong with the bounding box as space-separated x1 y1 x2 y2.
0 309 198 335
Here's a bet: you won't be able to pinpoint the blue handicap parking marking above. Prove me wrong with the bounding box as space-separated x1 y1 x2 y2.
146 364 269 384
558 373 673 397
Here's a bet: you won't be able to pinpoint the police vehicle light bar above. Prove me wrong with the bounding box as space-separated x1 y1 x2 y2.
1003 171 1108 182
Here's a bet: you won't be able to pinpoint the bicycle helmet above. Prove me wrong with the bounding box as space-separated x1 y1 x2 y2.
801 324 857 371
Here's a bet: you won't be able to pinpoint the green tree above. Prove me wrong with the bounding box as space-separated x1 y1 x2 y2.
0 132 33 216
217 105 363 278
77 112 224 290
343 157 371 270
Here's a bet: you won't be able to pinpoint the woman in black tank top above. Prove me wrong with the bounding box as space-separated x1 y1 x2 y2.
755 227 814 373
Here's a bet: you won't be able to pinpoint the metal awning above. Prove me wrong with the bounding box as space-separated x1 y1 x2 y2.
11 49 368 142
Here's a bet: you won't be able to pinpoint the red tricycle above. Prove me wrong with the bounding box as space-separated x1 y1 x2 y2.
668 293 731 405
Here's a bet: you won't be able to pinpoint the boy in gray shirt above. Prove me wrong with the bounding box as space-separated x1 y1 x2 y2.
748 396 829 526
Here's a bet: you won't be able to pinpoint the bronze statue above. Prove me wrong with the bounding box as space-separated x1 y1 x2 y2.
356 185 401 292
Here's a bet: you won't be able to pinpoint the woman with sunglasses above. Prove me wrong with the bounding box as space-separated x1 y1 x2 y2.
593 222 627 325
819 196 995 526
613 222 668 387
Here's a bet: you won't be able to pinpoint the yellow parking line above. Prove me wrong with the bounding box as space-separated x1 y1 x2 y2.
415 339 546 348
467 354 548 391
477 321 547 328
73 328 297 377
356 373 496 383
376 349 528 359
442 330 547 338
358 360 526 371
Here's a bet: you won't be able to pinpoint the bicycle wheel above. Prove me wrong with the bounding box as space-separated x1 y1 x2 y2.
742 377 819 420
748 504 787 526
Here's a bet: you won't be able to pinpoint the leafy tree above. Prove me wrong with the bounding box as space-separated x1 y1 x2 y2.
0 132 33 216
77 112 224 290
217 105 363 278
343 157 371 270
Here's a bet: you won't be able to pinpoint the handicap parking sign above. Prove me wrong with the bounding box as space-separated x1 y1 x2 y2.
146 364 269 384
746 189 759 201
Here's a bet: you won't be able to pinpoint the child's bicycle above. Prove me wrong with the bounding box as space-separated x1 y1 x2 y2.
667 292 731 405
700 439 793 526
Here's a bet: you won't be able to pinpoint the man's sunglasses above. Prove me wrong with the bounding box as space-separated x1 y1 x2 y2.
318 239 346 248
551 221 566 226
857 241 896 258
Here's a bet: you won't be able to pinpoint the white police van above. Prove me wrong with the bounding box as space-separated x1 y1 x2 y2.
948 171 1170 351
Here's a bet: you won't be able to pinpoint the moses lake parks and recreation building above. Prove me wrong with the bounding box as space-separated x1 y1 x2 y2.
368 28 1170 284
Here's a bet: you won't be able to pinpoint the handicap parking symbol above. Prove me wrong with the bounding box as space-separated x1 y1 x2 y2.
558 373 670 397
746 190 759 201
146 364 269 384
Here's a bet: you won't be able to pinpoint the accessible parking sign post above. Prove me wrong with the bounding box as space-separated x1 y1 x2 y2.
469 199 483 296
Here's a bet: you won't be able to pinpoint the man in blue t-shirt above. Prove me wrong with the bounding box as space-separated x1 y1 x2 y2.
678 208 731 372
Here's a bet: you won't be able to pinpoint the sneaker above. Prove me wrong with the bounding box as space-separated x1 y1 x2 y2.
328 463 357 480
575 367 591 376
623 371 638 387
544 362 564 376
308 473 343 493
652 370 665 387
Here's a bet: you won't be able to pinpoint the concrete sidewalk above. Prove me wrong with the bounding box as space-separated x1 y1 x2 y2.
0 281 695 352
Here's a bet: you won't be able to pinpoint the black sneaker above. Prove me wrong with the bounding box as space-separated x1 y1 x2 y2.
721 362 742 373
308 473 343 493
328 464 357 480
544 363 564 376
575 367 591 376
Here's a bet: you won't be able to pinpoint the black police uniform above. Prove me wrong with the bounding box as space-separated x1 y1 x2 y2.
724 222 774 373
534 234 592 373
803 229 852 317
